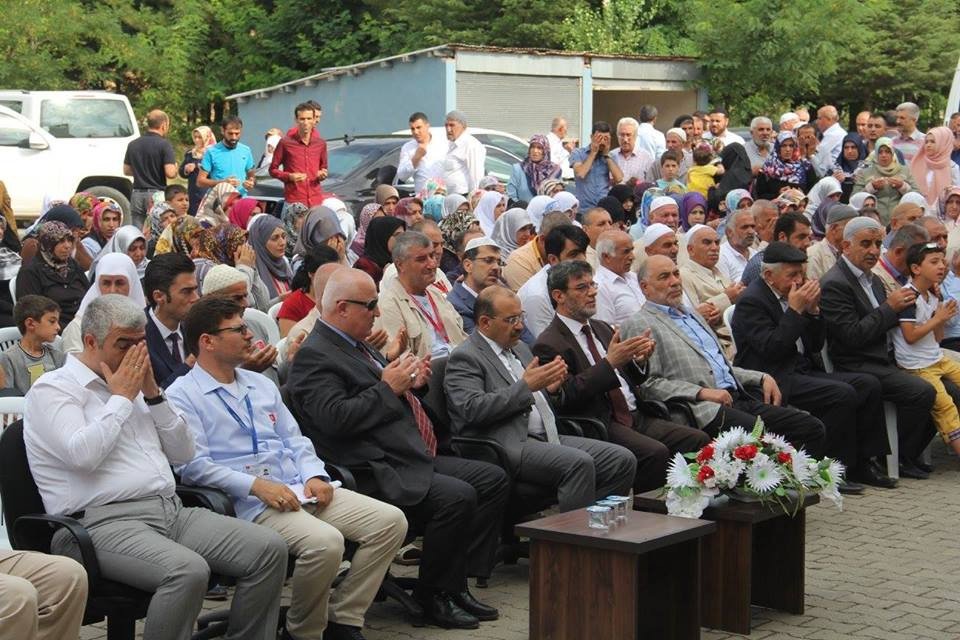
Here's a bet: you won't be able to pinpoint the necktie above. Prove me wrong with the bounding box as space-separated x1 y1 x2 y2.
169 332 182 364
356 343 436 457
581 326 634 428
503 349 560 444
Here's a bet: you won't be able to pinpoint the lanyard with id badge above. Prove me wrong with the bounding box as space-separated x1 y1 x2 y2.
215 389 270 479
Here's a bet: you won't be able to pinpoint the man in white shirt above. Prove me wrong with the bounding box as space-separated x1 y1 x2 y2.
546 116 574 180
705 109 745 147
636 105 667 160
744 116 775 173
893 101 926 163
444 111 486 195
814 105 847 177
519 225 590 338
717 209 759 283
395 112 448 195
594 230 645 326
610 117 654 184
24 294 288 640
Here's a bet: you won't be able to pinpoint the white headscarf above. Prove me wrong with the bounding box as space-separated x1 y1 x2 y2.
848 191 875 212
78 253 145 316
322 196 356 247
474 191 505 235
491 208 534 258
93 225 149 278
803 177 842 220
526 195 554 232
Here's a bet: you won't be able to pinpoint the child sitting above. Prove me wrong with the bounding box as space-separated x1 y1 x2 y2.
893 242 960 454
656 150 687 195
0 295 66 395
685 143 725 198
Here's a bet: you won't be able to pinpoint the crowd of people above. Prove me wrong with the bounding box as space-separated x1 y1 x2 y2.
3 97 960 640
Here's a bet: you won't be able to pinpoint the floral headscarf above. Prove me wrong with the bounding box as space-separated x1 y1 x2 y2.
762 131 813 186
537 178 565 197
69 192 97 222
418 178 446 201
191 125 217 160
148 202 176 239
439 209 479 253
194 223 247 265
350 203 384 255
938 185 960 222
171 216 202 256
0 180 20 253
522 134 561 195
281 202 309 258
423 195 445 221
90 200 122 244
38 221 74 279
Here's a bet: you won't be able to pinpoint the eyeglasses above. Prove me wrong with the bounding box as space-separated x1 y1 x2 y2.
568 281 599 293
341 299 378 311
493 312 526 326
210 323 250 335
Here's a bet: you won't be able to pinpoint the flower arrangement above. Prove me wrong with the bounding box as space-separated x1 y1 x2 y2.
663 418 845 519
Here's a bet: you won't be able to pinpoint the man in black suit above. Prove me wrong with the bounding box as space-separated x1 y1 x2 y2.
819 217 936 479
732 242 895 493
142 253 198 387
532 261 711 491
286 267 508 630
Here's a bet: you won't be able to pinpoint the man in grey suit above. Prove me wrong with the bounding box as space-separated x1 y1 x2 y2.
620 255 826 454
444 286 636 512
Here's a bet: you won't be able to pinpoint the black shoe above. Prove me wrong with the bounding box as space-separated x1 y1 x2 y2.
899 460 930 480
323 622 366 640
913 458 934 474
849 462 898 489
416 591 479 629
837 480 865 495
204 583 228 601
452 589 499 621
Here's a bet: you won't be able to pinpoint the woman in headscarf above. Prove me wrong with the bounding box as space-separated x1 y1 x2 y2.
756 131 816 200
20 204 93 270
852 136 919 225
474 191 507 235
393 197 425 227
321 197 357 253
196 181 239 227
940 186 960 259
295 206 347 269
349 203 384 257
491 208 535 259
248 214 294 301
422 194 445 222
194 222 272 311
716 142 754 201
15 221 89 329
507 134 561 203
69 192 97 242
806 177 844 238
92 225 149 279
277 244 342 336
909 126 960 208
145 201 178 258
679 192 708 231
550 191 580 222
353 216 407 288
61 253 144 352
830 133 868 203
597 196 627 230
375 184 400 216
849 191 877 213
259 132 282 169
180 125 217 215
537 178 565 197
608 184 637 224
226 197 262 230
280 202 309 259
0 180 22 255
439 207 480 276
81 200 122 257
724 189 753 215
0 214 22 327
442 194 469 219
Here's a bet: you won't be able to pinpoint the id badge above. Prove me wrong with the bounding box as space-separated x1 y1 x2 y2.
244 464 271 478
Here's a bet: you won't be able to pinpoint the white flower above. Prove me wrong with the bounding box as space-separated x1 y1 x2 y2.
665 489 711 519
711 457 744 490
714 426 751 453
827 460 846 483
791 450 814 484
746 456 783 493
819 483 843 511
761 432 793 453
666 452 697 488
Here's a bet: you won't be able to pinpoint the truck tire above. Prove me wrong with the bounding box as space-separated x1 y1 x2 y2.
85 186 133 225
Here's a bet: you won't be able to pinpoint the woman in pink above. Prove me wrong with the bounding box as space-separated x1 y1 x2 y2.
910 126 960 208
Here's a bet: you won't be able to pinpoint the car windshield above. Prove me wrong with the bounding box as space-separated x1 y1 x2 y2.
474 134 528 160
326 143 396 181
40 98 135 138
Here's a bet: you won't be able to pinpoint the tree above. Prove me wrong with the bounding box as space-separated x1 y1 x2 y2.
561 0 696 56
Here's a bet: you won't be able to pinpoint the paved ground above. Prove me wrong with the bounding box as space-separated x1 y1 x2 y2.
76 440 960 639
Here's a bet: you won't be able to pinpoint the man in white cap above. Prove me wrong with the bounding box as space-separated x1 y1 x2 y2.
647 196 680 232
594 230 646 326
717 209 758 283
779 112 801 132
680 224 742 356
643 223 679 264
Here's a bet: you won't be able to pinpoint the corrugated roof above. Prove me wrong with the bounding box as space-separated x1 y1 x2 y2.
226 44 697 100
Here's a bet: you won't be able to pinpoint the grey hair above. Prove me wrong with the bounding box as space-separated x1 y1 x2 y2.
896 102 920 120
540 211 572 237
445 110 467 126
725 209 753 235
551 116 567 130
617 117 640 133
81 294 146 348
750 116 772 129
750 199 777 216
888 223 929 250
761 261 786 274
391 230 432 263
596 236 617 258
636 259 650 281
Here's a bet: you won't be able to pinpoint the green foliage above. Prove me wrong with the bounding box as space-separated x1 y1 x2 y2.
561 0 695 56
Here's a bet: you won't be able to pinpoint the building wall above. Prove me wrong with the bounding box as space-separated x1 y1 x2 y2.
236 56 449 145
592 90 701 138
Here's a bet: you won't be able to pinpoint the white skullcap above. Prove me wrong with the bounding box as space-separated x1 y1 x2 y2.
649 196 679 215
643 223 674 248
842 216 883 241
779 112 800 125
464 236 500 252
681 223 712 249
201 264 248 295
666 127 687 142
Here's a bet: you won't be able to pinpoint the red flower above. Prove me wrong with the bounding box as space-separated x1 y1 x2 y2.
697 465 715 483
777 452 792 464
734 444 759 461
696 444 716 463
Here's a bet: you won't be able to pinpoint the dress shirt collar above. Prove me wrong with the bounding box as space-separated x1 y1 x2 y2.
478 330 512 359
62 353 105 390
596 264 626 284
647 300 688 319
556 313 589 338
319 319 358 348
149 307 182 341
841 255 868 280
461 282 479 299
191 362 257 398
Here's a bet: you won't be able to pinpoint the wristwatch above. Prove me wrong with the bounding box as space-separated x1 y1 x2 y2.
143 392 166 406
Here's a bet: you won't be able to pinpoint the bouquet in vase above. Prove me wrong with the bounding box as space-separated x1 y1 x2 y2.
663 417 845 519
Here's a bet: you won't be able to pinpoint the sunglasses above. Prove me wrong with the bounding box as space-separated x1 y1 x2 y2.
341 299 378 311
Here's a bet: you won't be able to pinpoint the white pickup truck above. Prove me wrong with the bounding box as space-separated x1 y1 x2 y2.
0 90 140 223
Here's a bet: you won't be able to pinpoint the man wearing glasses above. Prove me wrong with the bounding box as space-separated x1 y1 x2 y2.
445 284 636 511
286 268 509 630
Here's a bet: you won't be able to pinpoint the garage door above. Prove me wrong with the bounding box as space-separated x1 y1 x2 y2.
456 72 581 140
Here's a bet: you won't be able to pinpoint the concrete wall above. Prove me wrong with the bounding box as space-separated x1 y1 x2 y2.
592 89 701 136
236 56 449 145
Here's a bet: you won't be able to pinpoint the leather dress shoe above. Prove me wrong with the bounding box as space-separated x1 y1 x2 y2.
416 591 479 629
849 462 898 489
898 460 929 480
453 589 499 620
323 622 367 640
913 458 934 474
837 480 865 495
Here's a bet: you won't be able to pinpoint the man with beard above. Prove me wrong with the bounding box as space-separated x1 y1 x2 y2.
744 116 775 173
717 209 758 283
198 115 257 196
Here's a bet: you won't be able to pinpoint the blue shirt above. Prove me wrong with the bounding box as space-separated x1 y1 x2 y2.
740 250 765 286
570 145 612 209
200 141 255 196
168 364 328 521
647 301 739 390
943 271 960 339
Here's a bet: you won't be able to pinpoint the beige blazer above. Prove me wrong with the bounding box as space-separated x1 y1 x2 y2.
377 277 467 358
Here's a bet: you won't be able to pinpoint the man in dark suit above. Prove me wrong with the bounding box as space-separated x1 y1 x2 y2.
532 261 711 492
446 237 534 344
142 253 198 387
820 217 936 479
444 285 636 511
732 242 895 493
287 267 508 630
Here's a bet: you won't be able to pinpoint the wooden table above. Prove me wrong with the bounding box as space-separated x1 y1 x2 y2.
516 509 716 640
634 491 819 635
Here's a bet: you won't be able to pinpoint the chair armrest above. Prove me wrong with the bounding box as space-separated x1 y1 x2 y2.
556 415 609 441
13 514 100 588
176 485 236 518
325 463 357 491
450 436 512 471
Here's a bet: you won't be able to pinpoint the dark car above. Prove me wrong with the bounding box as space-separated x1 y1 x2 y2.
248 134 522 215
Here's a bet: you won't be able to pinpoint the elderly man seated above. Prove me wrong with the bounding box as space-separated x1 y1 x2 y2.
680 224 742 357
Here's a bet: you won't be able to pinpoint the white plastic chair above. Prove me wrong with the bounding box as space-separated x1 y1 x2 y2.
722 304 736 353
8 277 16 306
0 327 20 353
267 301 282 324
0 395 25 429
